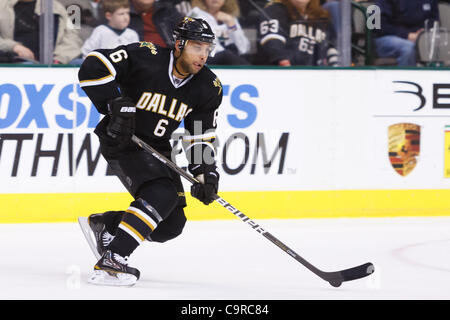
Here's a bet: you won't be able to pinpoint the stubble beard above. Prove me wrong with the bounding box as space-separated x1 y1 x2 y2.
179 56 202 75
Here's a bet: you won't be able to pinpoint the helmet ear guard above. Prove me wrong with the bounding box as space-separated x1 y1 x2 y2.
177 39 187 51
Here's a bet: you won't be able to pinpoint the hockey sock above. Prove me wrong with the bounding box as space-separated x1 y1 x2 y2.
108 199 163 257
107 178 178 257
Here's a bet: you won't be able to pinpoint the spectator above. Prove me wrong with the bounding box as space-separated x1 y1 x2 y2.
81 0 139 58
129 0 182 47
320 0 340 36
188 0 250 65
256 0 339 66
374 0 440 66
0 0 82 64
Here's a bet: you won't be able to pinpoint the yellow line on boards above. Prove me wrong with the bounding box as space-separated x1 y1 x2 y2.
1 190 450 223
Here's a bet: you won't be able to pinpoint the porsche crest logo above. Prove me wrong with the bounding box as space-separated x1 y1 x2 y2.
388 123 421 176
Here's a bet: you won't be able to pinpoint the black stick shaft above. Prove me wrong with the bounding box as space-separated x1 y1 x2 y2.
131 135 373 286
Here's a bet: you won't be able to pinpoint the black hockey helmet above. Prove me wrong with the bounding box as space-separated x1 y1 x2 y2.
173 17 215 51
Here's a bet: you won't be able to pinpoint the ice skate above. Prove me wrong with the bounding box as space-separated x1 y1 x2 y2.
78 213 115 260
88 250 140 286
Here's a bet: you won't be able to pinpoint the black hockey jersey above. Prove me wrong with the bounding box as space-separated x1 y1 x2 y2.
78 41 223 161
257 3 338 66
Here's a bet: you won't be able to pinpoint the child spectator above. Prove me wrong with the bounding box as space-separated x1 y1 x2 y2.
82 0 139 58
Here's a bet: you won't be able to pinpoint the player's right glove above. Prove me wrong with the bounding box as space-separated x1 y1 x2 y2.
189 164 219 205
106 97 136 145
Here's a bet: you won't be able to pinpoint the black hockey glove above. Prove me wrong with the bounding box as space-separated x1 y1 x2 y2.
189 164 219 205
106 97 136 145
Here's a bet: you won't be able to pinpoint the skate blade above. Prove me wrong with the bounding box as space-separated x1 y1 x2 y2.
78 217 101 260
87 270 137 287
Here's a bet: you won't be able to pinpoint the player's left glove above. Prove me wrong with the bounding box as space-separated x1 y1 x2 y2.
189 164 219 205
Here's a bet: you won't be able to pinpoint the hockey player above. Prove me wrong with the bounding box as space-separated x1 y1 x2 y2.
78 17 222 286
256 0 339 66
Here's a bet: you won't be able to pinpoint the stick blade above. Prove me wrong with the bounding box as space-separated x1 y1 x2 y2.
325 262 374 287
339 262 375 282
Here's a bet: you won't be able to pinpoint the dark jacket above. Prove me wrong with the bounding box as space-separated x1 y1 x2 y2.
374 0 439 39
129 1 182 47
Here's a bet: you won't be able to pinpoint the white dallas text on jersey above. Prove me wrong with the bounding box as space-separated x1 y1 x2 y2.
136 93 193 122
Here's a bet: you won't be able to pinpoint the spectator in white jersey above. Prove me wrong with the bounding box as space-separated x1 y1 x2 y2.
81 0 139 58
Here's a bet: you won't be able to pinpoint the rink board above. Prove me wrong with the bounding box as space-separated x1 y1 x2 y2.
1 66 450 222
1 189 450 223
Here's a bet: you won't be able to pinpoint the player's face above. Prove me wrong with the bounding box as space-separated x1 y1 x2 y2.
179 40 214 74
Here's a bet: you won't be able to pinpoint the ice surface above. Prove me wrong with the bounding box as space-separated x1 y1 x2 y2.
0 217 449 299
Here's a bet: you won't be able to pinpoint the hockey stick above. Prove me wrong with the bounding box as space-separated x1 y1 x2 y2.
131 134 374 287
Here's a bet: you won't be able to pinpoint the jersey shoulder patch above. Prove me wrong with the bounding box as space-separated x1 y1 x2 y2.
138 41 159 55
192 66 223 97
213 76 222 95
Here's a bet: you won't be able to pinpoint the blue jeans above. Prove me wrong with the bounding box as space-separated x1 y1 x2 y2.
322 1 340 37
68 57 84 65
375 35 416 66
